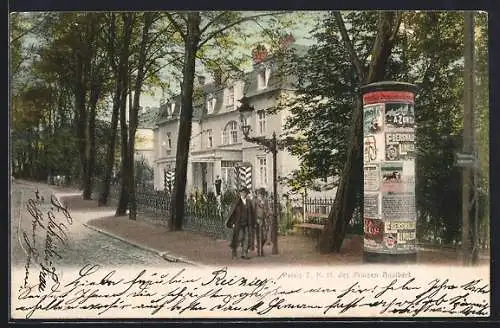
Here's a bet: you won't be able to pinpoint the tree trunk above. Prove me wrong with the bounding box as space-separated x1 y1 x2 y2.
99 90 120 206
170 12 201 231
74 50 87 190
115 13 133 217
99 14 120 206
128 13 153 221
318 96 363 252
83 80 100 199
319 11 401 253
82 16 100 200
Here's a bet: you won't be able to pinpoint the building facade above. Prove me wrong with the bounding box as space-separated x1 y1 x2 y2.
153 41 331 197
135 106 159 168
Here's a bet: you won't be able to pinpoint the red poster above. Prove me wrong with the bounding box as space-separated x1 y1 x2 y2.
364 218 384 243
363 91 414 105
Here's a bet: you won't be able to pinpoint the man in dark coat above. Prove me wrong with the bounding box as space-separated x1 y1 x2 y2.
225 187 255 259
214 175 222 197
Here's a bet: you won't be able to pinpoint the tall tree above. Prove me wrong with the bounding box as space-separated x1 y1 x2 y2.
82 13 107 199
127 12 155 220
165 11 288 230
115 13 134 216
98 13 122 206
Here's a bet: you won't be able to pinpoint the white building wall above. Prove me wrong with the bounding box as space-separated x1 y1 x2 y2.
135 128 155 168
154 120 179 190
190 122 201 152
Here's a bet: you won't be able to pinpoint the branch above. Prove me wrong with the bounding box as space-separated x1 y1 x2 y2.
150 12 163 25
366 11 400 82
199 11 231 35
390 11 403 43
144 50 182 73
333 11 366 81
145 24 174 54
165 12 186 41
251 19 281 49
10 13 51 44
175 12 189 23
197 11 286 50
144 55 183 79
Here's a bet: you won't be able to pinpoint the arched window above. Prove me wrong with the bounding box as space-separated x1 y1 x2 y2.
222 121 239 145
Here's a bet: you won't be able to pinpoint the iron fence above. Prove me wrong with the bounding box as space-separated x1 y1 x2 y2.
302 197 363 235
106 185 365 239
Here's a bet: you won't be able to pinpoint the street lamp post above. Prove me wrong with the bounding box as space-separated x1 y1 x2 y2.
238 95 280 255
163 168 168 191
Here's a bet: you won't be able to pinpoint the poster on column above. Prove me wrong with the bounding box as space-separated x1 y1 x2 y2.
384 103 415 129
364 164 380 191
380 162 404 192
385 131 416 161
380 162 416 193
384 221 417 252
363 218 384 252
363 104 384 134
363 192 379 218
363 104 384 164
363 134 385 163
381 192 417 221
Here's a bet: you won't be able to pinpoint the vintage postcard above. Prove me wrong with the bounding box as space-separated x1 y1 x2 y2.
9 10 490 320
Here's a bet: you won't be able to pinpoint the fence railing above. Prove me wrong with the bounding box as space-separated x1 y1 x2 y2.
106 185 364 239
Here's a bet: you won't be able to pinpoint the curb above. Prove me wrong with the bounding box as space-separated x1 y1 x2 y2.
82 223 206 268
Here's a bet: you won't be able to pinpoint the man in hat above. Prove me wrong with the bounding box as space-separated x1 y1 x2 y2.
225 186 255 259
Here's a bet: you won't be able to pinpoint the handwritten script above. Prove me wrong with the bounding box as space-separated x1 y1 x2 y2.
12 265 490 319
20 192 73 293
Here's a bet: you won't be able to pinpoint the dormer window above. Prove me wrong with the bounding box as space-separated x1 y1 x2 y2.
167 102 175 116
257 67 271 90
207 94 216 114
225 87 234 109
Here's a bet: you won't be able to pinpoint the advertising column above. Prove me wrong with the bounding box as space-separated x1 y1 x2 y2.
361 81 417 263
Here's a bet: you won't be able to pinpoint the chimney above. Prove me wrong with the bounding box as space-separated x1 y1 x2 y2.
198 75 206 85
252 44 268 65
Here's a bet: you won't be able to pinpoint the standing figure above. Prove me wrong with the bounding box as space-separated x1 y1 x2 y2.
254 188 271 256
225 187 255 259
214 175 223 215
214 175 223 197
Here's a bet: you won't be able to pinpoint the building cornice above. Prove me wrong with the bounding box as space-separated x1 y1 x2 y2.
154 156 176 164
245 86 281 99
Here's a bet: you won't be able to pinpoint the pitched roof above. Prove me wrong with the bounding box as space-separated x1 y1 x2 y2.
156 44 310 125
138 107 160 129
